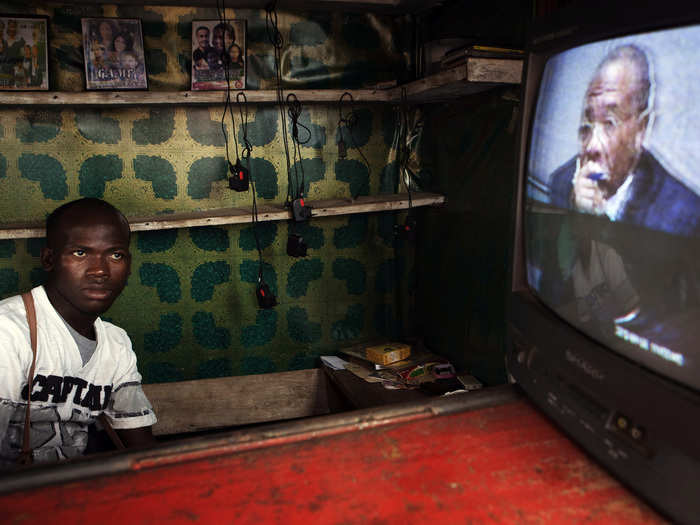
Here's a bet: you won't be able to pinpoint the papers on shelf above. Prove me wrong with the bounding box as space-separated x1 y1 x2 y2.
320 355 348 370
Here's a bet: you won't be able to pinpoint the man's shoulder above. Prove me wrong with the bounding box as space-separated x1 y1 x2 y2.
550 156 577 180
94 319 136 373
631 150 700 234
548 156 578 208
646 152 700 202
0 291 25 310
98 318 131 343
0 292 30 326
0 292 34 355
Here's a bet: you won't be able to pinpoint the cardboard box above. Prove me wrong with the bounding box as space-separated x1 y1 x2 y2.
365 343 411 366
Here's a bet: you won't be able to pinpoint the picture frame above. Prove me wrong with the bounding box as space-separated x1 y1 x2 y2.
0 15 49 91
81 17 147 90
191 19 246 91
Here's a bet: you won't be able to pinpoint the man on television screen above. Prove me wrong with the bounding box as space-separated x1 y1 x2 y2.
548 44 700 237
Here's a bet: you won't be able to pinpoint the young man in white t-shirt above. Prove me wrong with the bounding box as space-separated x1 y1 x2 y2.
0 198 156 467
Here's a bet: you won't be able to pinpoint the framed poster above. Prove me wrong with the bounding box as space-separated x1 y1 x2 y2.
82 18 147 90
0 16 49 91
191 19 246 91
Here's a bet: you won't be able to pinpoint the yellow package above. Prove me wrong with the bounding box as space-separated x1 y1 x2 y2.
365 343 411 365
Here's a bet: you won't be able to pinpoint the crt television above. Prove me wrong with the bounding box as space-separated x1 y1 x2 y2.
507 1 700 523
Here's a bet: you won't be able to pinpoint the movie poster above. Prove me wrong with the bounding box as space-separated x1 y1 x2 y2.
82 18 147 90
191 19 246 91
0 16 49 91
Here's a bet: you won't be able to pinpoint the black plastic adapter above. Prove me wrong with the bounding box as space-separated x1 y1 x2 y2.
256 281 277 309
337 138 347 159
394 217 417 242
287 233 308 257
229 160 250 192
292 197 312 222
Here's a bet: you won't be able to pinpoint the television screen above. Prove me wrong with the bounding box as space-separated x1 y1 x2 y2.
524 24 700 392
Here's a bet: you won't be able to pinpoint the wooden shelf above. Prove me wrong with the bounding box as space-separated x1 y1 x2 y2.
0 89 392 106
0 192 445 239
401 58 523 103
30 0 444 14
0 58 522 107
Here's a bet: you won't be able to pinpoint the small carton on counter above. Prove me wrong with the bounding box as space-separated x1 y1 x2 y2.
365 342 411 366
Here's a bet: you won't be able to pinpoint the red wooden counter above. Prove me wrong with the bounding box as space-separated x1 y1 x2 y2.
0 386 666 524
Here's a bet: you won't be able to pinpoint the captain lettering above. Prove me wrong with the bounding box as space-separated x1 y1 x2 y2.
21 374 112 411
80 383 103 410
71 377 88 404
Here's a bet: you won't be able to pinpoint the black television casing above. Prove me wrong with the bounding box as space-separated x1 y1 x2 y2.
506 2 700 523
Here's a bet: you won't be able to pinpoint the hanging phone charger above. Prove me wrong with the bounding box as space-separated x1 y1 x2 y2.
287 233 308 257
256 281 277 309
394 217 417 241
229 160 249 192
292 197 312 222
337 138 347 159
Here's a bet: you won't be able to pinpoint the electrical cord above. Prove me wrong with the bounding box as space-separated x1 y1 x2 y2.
221 91 240 166
399 86 413 212
337 92 372 198
237 92 270 294
237 91 252 160
394 89 425 339
286 93 311 200
216 1 266 300
217 0 240 166
265 1 294 207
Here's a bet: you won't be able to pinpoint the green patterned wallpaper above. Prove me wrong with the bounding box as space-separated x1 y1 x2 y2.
18 3 405 91
0 4 414 382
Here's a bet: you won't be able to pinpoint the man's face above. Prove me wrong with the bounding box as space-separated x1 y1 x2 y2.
42 211 131 319
7 21 16 38
578 59 647 194
212 30 223 50
197 29 209 50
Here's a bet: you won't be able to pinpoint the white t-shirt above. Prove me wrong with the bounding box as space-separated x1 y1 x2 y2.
0 286 156 466
572 241 640 323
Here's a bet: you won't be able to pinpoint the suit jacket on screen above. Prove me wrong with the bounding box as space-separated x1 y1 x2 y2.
548 149 700 237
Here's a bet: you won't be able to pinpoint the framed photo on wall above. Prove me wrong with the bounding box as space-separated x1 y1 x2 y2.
82 18 147 90
191 19 246 91
0 15 49 91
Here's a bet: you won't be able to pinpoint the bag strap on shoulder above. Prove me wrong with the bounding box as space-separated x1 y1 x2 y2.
19 292 37 465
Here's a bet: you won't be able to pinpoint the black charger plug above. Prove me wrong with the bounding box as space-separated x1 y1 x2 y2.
287 233 308 257
256 281 277 309
337 138 347 159
229 160 249 192
292 197 312 222
394 217 417 241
